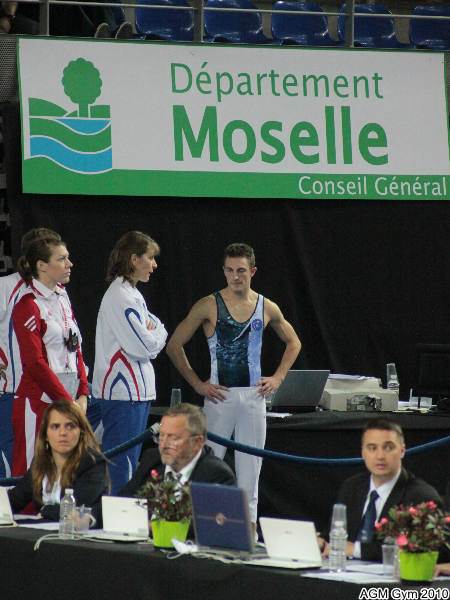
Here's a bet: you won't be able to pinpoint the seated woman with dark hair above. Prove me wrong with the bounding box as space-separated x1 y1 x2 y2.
8 401 109 521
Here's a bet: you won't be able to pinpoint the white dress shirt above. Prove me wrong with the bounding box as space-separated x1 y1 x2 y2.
352 469 401 558
42 475 61 505
164 449 203 486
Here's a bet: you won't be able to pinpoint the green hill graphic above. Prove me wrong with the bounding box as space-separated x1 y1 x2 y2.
29 98 66 117
27 58 112 174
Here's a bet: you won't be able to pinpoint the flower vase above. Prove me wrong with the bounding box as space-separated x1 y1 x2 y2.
399 551 438 583
151 519 190 549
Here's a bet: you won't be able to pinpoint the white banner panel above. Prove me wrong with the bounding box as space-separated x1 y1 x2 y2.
18 37 450 199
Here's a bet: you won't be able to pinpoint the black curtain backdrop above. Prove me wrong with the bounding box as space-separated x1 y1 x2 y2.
3 102 450 406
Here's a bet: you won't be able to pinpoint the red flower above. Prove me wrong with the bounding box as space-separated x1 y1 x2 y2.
375 501 448 553
375 517 388 530
150 469 159 480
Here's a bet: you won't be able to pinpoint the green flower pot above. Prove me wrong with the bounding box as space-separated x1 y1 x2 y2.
399 550 438 583
151 519 190 549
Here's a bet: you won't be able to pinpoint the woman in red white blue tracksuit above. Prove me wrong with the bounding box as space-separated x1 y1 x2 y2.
11 236 88 476
0 228 62 478
92 231 167 494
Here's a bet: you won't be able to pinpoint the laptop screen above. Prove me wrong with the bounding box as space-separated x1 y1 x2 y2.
191 483 253 552
101 496 148 536
271 369 330 412
0 487 14 525
259 517 322 563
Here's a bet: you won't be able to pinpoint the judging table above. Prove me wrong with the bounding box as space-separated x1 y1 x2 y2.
259 411 450 533
0 527 448 600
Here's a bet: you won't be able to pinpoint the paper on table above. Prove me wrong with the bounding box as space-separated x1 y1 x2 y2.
266 412 292 419
16 521 60 530
345 562 385 575
302 570 395 583
347 561 450 582
328 374 369 381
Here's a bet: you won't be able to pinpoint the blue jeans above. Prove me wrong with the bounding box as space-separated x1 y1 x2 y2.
0 392 14 479
95 399 151 495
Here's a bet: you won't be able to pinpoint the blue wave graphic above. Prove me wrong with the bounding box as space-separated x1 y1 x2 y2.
30 136 112 173
56 118 110 134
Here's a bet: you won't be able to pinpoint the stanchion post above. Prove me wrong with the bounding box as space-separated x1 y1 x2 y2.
192 0 203 42
344 0 354 48
39 0 50 35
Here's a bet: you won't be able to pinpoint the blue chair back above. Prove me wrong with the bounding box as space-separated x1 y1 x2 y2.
135 0 194 41
111 5 126 26
338 3 404 48
410 4 450 50
204 0 268 43
272 1 336 45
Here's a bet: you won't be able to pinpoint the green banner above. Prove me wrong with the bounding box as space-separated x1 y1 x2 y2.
18 38 450 200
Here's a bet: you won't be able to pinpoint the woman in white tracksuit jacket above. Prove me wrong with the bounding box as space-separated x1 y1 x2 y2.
92 231 167 493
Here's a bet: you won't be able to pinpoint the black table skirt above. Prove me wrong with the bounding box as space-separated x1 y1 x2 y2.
0 528 448 600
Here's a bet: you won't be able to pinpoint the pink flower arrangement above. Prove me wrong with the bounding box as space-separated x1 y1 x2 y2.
376 501 450 553
136 470 192 522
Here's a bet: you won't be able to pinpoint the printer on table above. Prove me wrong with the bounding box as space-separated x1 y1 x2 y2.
319 375 398 412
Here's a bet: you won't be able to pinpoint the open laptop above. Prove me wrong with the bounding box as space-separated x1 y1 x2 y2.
270 370 330 413
243 517 322 569
191 482 255 554
191 484 321 569
0 487 14 526
87 496 149 542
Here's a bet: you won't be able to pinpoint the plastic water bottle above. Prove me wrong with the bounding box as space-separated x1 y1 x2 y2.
329 503 347 572
170 388 182 408
386 363 399 392
59 488 76 539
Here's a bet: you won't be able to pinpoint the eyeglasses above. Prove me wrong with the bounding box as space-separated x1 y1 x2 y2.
155 433 200 446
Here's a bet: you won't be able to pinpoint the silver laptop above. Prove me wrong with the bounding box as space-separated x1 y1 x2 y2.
88 496 149 542
243 518 322 569
270 370 330 413
0 487 14 526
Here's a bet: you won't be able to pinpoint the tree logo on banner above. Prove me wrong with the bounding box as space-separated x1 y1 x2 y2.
27 58 112 174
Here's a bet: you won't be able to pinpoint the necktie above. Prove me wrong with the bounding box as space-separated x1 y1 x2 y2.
358 490 379 543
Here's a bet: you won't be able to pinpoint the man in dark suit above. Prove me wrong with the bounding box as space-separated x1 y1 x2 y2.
120 403 236 498
330 419 442 562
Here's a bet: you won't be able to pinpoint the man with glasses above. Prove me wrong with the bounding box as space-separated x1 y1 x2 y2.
119 403 235 497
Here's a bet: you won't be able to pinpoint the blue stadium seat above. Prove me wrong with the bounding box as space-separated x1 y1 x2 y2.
135 0 194 41
111 5 127 26
338 3 409 48
410 4 450 50
271 1 339 46
272 0 339 46
204 0 270 43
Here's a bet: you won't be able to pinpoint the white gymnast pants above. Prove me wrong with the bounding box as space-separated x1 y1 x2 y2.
203 387 266 523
